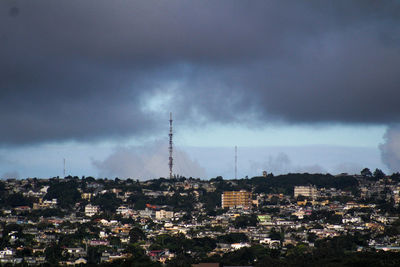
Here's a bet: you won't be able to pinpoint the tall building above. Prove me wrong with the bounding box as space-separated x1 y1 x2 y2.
221 190 252 208
294 185 319 199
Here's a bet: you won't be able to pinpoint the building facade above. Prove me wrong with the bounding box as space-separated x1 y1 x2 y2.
85 204 99 217
221 191 252 208
294 185 319 199
155 210 174 221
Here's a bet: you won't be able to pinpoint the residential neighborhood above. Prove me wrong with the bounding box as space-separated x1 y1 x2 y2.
1 169 400 266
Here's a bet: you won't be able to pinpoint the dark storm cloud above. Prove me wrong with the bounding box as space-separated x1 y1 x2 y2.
1 0 400 145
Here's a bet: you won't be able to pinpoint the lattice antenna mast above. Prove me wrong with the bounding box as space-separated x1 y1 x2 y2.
235 146 237 179
63 158 66 177
169 112 173 179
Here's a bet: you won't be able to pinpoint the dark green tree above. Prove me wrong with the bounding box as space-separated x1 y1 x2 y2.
44 180 81 209
5 193 32 207
217 233 248 244
233 214 258 228
373 168 386 180
360 168 372 177
45 243 62 264
91 192 122 212
130 227 146 244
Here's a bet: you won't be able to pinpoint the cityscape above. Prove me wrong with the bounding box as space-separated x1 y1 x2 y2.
0 171 400 266
2 1 400 266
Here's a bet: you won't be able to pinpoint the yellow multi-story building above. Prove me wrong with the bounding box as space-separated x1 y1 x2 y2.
221 190 252 208
294 185 319 199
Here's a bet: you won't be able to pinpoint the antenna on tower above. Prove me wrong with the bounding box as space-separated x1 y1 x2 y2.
63 158 66 177
169 112 173 179
235 146 237 179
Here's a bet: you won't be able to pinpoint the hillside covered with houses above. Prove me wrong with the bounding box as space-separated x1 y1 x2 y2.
1 169 400 266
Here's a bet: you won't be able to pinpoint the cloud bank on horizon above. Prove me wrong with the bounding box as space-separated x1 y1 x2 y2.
93 140 206 179
1 0 400 173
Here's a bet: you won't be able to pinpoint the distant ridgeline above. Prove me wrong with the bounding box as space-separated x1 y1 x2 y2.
0 173 359 210
0 173 383 217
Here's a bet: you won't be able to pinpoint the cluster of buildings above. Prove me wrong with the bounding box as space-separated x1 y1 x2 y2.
0 174 399 265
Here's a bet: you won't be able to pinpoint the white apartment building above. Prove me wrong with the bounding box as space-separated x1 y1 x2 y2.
116 206 131 216
85 204 99 217
0 248 14 258
155 210 174 221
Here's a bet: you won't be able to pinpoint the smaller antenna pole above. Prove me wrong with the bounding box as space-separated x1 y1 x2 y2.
235 146 237 179
63 158 66 177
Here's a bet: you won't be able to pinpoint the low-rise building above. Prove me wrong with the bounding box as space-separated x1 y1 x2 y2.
85 204 99 217
156 210 174 221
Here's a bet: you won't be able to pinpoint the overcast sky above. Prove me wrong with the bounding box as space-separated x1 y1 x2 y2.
1 0 399 179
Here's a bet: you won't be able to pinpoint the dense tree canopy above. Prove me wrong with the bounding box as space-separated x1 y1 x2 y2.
44 180 81 209
251 173 358 195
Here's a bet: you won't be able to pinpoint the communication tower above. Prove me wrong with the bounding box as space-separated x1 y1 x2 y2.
169 112 173 179
235 146 237 179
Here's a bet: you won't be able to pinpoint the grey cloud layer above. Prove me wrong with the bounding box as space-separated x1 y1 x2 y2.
93 140 205 179
1 0 400 144
379 125 400 172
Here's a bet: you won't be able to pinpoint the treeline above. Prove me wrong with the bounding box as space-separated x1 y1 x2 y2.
250 173 358 195
205 173 358 196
